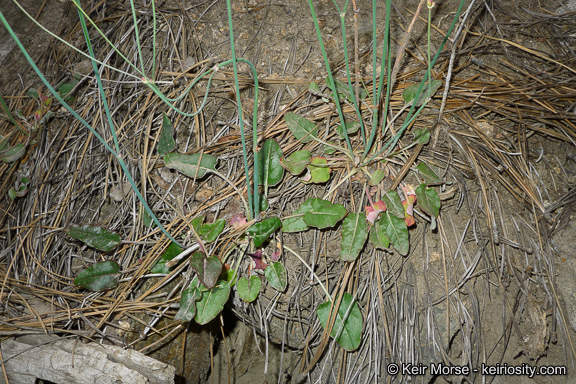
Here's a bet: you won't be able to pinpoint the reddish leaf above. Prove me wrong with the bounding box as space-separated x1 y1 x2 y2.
365 200 387 224
230 214 247 229
248 251 267 270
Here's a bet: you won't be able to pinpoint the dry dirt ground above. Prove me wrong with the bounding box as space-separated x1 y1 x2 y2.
1 0 576 383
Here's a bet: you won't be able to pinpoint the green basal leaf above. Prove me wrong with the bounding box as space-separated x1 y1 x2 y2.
189 252 223 288
370 220 390 250
280 150 311 175
1 143 26 163
284 112 319 143
0 135 8 151
282 199 315 233
259 139 283 187
316 292 362 351
402 79 442 107
382 191 405 219
8 178 29 200
199 219 226 243
237 276 261 302
58 80 77 102
158 113 176 155
27 88 39 100
175 280 201 322
73 261 120 291
416 183 441 218
8 188 17 200
195 280 231 325
303 198 347 229
308 81 322 96
380 211 409 255
306 156 331 184
164 152 217 178
326 77 367 101
415 162 441 185
340 213 368 261
140 207 155 228
336 121 360 139
369 169 386 186
259 193 269 212
151 241 183 274
413 128 430 144
265 262 287 292
247 217 282 248
323 144 337 155
39 110 54 124
190 216 204 234
67 224 121 252
222 269 238 287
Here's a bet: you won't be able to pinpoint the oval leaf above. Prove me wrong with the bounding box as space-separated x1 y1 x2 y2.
190 216 204 233
413 128 430 144
190 252 223 288
336 121 360 139
282 199 315 233
247 217 281 248
158 113 176 155
316 292 363 351
305 157 331 184
67 224 121 252
415 162 441 185
195 281 231 325
199 219 226 243
369 169 386 186
259 139 284 187
164 152 217 178
265 262 287 292
402 79 442 107
370 220 390 250
340 213 368 261
416 183 441 218
237 276 261 302
175 281 201 322
151 241 183 274
382 191 404 219
280 150 311 175
1 143 26 163
74 261 120 291
284 112 318 143
303 198 347 229
381 211 409 255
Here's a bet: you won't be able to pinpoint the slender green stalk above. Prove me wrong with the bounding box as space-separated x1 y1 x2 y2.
225 0 252 218
0 93 26 133
0 9 185 249
77 12 120 153
335 7 367 147
427 0 434 105
308 0 354 158
225 0 260 219
362 0 466 166
151 0 157 80
363 0 392 161
129 0 146 76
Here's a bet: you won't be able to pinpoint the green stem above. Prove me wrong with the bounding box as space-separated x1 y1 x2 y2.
225 0 259 219
363 0 392 161
129 0 146 76
337 12 367 148
0 93 25 133
308 0 354 158
0 8 184 249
